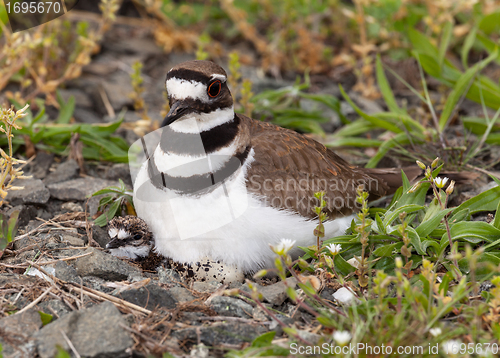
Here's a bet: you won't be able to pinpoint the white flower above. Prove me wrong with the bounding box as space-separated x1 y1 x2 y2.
327 243 342 255
434 177 449 189
271 238 296 255
333 330 352 345
429 327 442 337
442 339 461 356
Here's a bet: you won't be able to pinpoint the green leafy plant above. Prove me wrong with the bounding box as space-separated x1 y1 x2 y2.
242 164 500 354
331 41 499 169
319 159 500 280
92 179 135 227
55 346 71 358
2 98 129 163
252 74 345 135
0 210 19 251
38 311 53 326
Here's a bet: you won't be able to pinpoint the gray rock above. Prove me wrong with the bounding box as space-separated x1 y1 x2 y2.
82 276 113 294
60 232 86 246
158 267 182 286
73 107 103 124
0 309 42 358
172 322 267 347
252 305 270 322
100 73 134 111
38 299 71 319
28 151 54 179
71 247 141 281
119 283 177 310
47 177 117 201
34 301 133 358
104 37 163 56
209 296 253 318
61 201 84 212
4 204 37 228
6 178 50 205
92 224 111 248
105 163 132 186
192 281 223 293
43 159 80 185
122 111 141 123
258 277 297 306
87 195 102 217
58 88 93 108
347 91 384 114
167 286 196 303
54 260 81 284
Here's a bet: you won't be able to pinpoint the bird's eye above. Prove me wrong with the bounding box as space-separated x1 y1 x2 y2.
133 234 142 240
207 80 221 98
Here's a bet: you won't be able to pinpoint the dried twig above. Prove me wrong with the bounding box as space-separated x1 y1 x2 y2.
198 316 271 325
68 285 152 315
0 252 93 268
14 286 52 315
24 260 153 315
60 329 81 358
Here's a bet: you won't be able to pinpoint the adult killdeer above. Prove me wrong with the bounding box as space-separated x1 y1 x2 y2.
129 60 458 274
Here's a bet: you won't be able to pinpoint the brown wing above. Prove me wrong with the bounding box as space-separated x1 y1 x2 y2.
241 115 388 219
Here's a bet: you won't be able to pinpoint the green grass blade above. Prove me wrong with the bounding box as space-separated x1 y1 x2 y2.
375 55 402 114
339 85 402 133
365 131 423 168
461 26 477 69
324 137 382 148
383 204 424 227
333 119 376 137
56 92 75 124
439 48 498 130
451 185 500 220
438 22 452 70
408 27 439 57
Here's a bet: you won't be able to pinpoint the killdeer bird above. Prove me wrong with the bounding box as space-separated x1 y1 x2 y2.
130 60 468 274
107 216 244 283
107 215 153 260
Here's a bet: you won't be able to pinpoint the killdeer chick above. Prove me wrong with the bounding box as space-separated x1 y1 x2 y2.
107 216 244 283
132 60 404 274
107 215 153 260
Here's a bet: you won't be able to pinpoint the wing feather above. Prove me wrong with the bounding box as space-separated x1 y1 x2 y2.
241 115 388 219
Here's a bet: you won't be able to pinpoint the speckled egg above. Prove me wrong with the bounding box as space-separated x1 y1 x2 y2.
167 256 245 284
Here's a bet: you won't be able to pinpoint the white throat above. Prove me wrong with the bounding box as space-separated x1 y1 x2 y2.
169 106 235 134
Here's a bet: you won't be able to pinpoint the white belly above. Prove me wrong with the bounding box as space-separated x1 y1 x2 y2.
133 152 353 272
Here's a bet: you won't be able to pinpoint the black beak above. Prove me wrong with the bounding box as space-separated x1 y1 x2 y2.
161 101 191 127
106 238 121 249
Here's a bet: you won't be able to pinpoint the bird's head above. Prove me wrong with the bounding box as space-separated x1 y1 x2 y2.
162 60 234 131
106 216 153 260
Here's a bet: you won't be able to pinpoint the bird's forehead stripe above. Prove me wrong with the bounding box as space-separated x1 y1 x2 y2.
166 68 225 84
210 74 227 82
117 229 130 240
166 78 207 101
